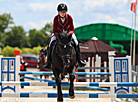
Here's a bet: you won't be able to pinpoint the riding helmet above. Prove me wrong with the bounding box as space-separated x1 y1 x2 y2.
57 3 68 12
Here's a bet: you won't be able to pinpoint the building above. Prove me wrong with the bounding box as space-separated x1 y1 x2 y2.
75 23 138 65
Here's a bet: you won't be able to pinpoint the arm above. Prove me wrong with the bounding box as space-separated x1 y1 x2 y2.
68 15 75 35
24 61 29 66
53 16 58 35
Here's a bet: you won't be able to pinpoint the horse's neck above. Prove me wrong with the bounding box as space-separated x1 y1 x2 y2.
42 56 47 64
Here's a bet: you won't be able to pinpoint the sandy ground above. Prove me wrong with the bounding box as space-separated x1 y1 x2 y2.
0 68 135 102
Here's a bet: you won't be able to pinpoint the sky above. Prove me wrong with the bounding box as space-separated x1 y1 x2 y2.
0 0 136 32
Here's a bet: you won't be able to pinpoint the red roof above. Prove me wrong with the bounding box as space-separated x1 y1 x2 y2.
80 39 118 53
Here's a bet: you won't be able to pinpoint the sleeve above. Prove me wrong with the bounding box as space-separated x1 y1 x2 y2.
24 61 29 66
68 15 75 35
53 16 58 35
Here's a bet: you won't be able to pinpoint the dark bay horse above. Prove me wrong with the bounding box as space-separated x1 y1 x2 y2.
51 32 77 102
39 53 50 80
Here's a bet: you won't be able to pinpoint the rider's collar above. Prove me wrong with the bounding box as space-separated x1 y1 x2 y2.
59 14 66 19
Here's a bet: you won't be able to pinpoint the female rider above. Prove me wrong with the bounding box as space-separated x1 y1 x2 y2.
43 3 86 69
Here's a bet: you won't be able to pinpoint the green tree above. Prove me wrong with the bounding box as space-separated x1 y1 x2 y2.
0 13 14 46
43 22 53 35
4 26 29 48
29 29 51 47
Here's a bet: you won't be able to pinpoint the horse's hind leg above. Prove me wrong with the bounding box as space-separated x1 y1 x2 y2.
44 75 47 79
53 70 63 102
40 75 42 82
69 68 75 99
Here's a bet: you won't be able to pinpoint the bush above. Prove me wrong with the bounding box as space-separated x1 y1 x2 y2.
21 48 32 54
14 47 22 54
0 45 45 56
0 47 2 55
2 45 15 57
31 45 43 55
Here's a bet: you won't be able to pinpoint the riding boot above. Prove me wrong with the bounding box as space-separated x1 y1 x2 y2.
75 45 86 67
43 47 52 69
37 61 40 69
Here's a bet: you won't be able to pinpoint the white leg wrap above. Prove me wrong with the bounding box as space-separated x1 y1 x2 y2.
49 34 56 47
72 33 78 45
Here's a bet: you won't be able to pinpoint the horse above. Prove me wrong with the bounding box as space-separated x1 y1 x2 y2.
51 32 77 102
39 52 50 80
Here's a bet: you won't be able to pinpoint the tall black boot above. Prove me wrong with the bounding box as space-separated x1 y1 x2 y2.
43 47 52 69
37 61 40 69
75 45 86 67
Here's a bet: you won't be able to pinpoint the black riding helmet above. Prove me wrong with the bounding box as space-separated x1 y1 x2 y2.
57 3 68 12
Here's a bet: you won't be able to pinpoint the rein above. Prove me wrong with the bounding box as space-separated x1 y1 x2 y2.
56 41 72 59
59 41 71 45
59 41 72 48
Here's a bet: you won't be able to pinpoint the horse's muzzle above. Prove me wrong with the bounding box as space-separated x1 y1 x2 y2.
63 62 71 68
62 55 71 68
63 58 71 68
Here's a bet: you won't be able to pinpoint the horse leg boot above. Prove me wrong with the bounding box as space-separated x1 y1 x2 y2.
69 75 75 99
43 47 51 69
75 45 86 67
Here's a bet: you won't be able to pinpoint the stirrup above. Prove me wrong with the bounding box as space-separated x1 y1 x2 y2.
78 60 86 67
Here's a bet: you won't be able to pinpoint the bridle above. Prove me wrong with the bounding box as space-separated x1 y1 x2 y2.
59 41 72 48
39 53 46 64
56 40 72 60
56 40 73 75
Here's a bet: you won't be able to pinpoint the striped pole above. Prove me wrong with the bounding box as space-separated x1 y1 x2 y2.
0 81 138 87
19 71 110 75
0 92 138 98
21 76 54 82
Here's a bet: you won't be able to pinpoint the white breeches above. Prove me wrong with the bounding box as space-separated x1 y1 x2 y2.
49 33 78 47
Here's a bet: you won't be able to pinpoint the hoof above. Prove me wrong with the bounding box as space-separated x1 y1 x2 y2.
69 95 75 99
57 99 63 102
57 94 63 102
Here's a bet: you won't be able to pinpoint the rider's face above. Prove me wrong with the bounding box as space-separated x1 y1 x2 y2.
20 57 23 62
58 11 66 18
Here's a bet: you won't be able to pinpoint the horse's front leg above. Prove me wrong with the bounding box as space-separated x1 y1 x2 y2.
69 68 75 99
40 75 42 82
53 69 63 102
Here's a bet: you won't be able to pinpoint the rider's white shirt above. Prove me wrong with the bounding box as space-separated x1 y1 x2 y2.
60 18 65 24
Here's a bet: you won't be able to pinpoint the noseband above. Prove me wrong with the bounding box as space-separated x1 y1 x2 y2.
59 41 72 48
57 41 72 58
56 40 73 69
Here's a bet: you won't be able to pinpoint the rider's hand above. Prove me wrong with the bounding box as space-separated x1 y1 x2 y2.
68 32 71 35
